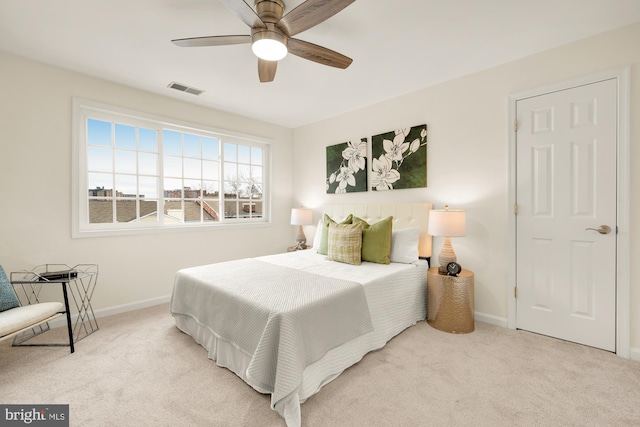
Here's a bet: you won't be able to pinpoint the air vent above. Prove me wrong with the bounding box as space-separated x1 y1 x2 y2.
167 81 205 96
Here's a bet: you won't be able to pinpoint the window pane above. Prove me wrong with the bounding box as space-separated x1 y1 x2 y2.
251 165 263 183
87 119 111 147
224 142 237 162
115 149 136 174
239 182 250 198
203 160 218 180
224 162 237 181
164 155 182 177
251 182 263 199
89 199 113 223
115 199 138 222
183 200 202 223
183 133 201 158
202 180 218 197
224 181 238 198
139 200 159 222
164 178 182 198
183 180 201 198
238 164 251 182
139 152 158 176
238 144 250 164
251 146 263 165
163 130 182 155
139 176 158 198
224 200 238 219
139 128 157 152
88 173 113 194
203 137 219 160
163 201 182 223
183 158 201 179
115 174 136 197
201 199 219 222
88 146 112 172
115 124 136 149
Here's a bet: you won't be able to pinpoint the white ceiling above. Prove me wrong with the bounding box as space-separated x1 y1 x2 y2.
1 0 639 128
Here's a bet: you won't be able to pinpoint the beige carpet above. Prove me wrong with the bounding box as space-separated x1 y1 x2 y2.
1 304 639 426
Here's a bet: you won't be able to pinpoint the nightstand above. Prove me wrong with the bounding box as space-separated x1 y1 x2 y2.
427 267 474 333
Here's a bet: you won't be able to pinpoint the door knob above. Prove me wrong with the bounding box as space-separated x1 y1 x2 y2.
585 225 611 235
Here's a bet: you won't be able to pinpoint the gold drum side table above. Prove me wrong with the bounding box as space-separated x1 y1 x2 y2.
427 267 474 333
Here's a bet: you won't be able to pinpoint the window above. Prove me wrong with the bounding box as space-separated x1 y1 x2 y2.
73 99 270 237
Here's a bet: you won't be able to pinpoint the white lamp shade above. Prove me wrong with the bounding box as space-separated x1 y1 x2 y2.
428 209 466 237
290 208 313 226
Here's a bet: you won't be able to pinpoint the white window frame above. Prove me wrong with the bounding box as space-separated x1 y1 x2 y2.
72 98 271 238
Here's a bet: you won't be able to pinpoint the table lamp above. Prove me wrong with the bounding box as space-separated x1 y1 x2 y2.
428 205 466 274
290 207 313 249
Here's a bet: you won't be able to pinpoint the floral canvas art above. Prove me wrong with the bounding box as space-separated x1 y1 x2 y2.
371 124 427 191
326 138 368 194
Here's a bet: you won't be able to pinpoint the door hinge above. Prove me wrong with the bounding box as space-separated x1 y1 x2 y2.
514 287 517 298
514 203 518 215
514 119 518 132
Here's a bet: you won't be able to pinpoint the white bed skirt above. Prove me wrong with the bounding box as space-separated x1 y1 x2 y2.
173 258 428 426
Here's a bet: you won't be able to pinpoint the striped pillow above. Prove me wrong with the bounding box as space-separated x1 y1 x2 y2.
318 214 353 255
326 222 362 265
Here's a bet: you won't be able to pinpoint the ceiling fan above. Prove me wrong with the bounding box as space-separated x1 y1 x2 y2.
172 0 356 83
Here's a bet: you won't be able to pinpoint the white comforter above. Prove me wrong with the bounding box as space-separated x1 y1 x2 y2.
170 258 374 415
171 251 428 426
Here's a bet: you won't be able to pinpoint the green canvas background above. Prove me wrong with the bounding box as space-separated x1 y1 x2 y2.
326 141 368 193
371 124 427 190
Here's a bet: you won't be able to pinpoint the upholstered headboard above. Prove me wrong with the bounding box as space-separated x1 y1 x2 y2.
322 203 433 258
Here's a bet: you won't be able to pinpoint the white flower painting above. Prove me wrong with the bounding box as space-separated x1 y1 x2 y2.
326 138 368 194
371 124 427 191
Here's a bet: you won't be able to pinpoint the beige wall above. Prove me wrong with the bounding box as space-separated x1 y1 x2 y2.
292 22 640 356
0 52 294 313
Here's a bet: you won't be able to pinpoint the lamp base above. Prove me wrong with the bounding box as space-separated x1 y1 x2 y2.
437 236 457 274
295 225 307 249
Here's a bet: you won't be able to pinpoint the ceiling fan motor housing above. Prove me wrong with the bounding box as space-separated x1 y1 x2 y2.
254 0 286 25
251 24 288 48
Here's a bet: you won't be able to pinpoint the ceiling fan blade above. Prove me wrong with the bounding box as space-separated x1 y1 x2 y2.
172 35 251 47
258 59 277 83
287 38 352 69
218 0 266 29
276 0 356 37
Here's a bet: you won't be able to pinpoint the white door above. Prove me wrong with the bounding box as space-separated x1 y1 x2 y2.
515 79 617 351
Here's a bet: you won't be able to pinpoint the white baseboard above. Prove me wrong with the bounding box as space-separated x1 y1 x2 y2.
48 294 171 329
474 312 640 362
475 311 508 328
93 294 171 318
44 300 640 362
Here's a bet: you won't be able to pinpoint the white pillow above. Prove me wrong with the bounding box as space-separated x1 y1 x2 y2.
312 219 323 250
389 227 420 263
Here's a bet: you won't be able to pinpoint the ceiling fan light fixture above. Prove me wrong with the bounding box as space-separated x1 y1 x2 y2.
251 28 287 61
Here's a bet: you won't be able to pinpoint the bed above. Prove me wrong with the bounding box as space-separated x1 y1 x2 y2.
170 203 432 426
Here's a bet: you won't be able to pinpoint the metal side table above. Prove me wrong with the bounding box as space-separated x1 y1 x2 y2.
10 264 99 353
427 267 474 334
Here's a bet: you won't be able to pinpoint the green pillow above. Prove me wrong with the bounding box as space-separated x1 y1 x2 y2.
326 222 362 265
353 216 393 264
318 213 353 255
0 265 20 312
